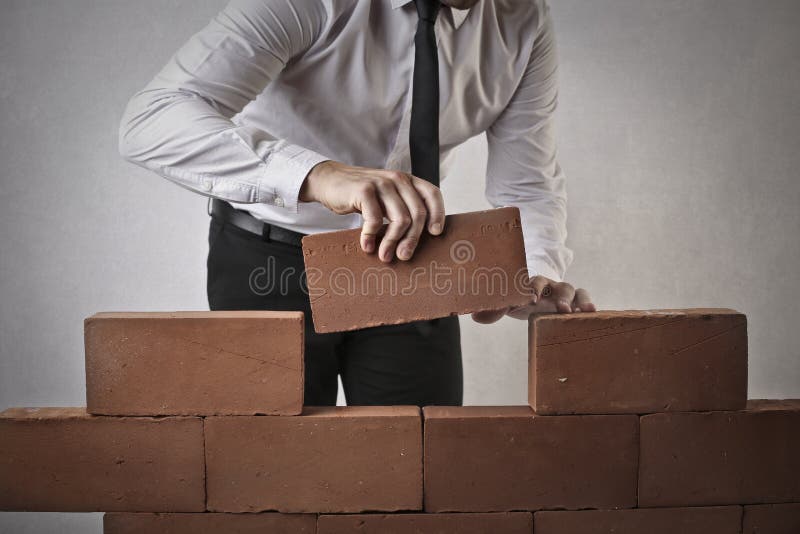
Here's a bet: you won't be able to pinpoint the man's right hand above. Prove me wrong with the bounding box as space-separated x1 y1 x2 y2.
299 160 445 262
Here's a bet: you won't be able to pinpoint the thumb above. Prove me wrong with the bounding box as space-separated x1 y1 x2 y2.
471 307 509 324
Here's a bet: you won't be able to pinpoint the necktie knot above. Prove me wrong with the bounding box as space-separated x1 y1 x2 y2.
414 0 440 24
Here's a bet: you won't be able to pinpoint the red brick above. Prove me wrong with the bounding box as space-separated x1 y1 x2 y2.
205 406 422 512
85 311 304 416
423 406 638 512
103 512 316 533
529 309 747 415
318 512 532 533
534 506 742 534
0 408 204 511
302 207 531 333
639 400 800 507
743 503 800 534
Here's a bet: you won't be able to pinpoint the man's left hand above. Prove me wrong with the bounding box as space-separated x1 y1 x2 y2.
472 276 595 324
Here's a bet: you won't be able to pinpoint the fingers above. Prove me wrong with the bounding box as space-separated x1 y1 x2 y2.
355 182 383 254
375 180 412 262
313 162 445 259
550 282 576 313
375 171 443 262
411 177 445 236
533 275 576 314
393 174 429 261
530 276 550 304
507 304 538 320
471 307 509 324
341 165 443 260
573 287 595 312
473 283 595 324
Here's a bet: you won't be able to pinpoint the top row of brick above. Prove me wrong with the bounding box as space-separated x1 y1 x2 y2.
84 307 747 416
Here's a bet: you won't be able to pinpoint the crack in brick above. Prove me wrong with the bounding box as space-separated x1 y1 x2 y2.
667 324 746 357
177 337 299 372
537 318 686 347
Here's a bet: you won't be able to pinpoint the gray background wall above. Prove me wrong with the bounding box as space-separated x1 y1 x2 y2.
1 0 799 531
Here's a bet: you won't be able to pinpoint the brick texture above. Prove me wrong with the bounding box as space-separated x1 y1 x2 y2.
85 311 304 416
318 512 533 533
205 406 422 513
529 309 747 415
302 207 531 333
0 408 204 512
639 400 800 507
103 512 316 534
534 506 742 534
743 503 800 534
423 406 638 512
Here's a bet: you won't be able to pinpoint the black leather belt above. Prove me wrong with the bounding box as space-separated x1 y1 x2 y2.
210 199 305 248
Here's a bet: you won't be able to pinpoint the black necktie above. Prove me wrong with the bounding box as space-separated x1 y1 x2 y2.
410 0 441 187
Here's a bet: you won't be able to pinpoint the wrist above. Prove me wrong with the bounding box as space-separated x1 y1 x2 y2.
300 160 333 202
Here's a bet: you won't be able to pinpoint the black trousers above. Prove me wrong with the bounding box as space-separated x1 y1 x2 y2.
206 217 463 407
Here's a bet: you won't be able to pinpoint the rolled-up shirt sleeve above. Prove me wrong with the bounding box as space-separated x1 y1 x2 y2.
484 1 573 281
118 0 329 211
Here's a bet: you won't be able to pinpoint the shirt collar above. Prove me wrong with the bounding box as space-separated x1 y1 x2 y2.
391 0 471 30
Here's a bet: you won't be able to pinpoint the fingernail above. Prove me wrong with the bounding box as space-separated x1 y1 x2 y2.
430 223 442 235
559 299 570 309
398 246 412 260
531 293 538 304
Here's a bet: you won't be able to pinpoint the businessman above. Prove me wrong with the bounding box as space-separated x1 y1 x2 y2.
119 0 594 407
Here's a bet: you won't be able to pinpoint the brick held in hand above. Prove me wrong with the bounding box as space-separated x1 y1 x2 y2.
85 311 304 416
534 506 742 534
104 512 316 534
0 407 204 512
302 207 531 333
529 308 748 415
639 399 800 507
423 406 638 512
318 512 533 534
743 503 800 534
205 406 422 513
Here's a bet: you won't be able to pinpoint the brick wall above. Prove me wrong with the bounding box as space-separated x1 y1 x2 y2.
1 288 798 532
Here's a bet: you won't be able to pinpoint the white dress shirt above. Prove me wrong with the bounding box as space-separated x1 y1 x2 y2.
119 0 573 281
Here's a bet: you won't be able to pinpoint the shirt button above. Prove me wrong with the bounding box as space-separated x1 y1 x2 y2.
200 180 212 192
273 196 284 208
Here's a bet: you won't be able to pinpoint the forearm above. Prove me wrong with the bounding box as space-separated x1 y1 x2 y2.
485 180 572 282
485 1 572 280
